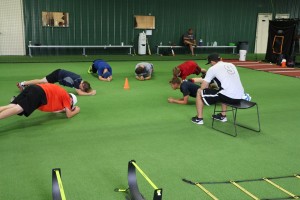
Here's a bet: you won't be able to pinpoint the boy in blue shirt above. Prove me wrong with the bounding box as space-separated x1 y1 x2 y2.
88 59 113 82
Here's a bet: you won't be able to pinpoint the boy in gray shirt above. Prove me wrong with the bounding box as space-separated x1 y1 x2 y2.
135 62 154 81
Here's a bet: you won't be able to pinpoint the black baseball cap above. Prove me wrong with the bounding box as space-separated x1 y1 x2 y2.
206 53 221 65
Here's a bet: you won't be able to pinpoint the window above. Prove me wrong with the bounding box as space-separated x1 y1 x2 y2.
134 15 155 29
42 12 69 27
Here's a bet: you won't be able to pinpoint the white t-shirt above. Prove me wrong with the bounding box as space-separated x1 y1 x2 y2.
204 61 244 99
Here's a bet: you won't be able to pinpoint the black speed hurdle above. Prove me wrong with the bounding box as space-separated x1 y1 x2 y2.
52 168 67 200
116 160 163 200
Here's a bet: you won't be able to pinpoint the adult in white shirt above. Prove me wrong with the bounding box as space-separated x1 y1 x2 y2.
192 53 244 125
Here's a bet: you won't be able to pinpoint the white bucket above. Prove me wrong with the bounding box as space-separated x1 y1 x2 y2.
239 50 247 61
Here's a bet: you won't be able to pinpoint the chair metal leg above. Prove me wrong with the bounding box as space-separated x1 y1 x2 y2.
235 104 261 132
256 104 261 132
212 104 237 137
232 107 238 137
211 104 217 128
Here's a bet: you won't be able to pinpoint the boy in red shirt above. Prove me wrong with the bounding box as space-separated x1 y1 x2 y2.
0 83 80 120
173 60 207 81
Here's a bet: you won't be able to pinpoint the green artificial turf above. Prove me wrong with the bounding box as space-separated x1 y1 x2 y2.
0 59 300 199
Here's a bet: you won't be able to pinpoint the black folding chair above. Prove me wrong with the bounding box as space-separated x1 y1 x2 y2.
212 100 261 137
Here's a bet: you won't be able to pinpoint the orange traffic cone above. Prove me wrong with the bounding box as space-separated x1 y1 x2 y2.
281 59 287 68
123 78 130 90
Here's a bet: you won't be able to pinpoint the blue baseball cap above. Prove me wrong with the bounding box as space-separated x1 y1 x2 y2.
102 71 112 78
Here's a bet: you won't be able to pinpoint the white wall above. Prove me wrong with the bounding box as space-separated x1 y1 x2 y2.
0 0 25 55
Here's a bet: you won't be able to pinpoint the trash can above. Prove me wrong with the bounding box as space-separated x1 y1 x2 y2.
238 41 249 51
138 32 146 55
239 50 247 61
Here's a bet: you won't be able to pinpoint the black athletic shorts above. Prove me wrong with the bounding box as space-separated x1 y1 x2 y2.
91 64 97 73
46 69 61 83
12 85 47 117
201 89 241 106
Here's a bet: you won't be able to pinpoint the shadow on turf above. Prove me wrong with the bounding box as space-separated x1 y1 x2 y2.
0 114 66 135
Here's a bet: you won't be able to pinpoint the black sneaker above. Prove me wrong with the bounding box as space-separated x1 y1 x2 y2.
212 113 227 122
191 116 204 125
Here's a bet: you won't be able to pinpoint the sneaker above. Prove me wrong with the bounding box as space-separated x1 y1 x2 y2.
87 66 93 74
191 116 204 125
16 82 25 91
212 113 227 122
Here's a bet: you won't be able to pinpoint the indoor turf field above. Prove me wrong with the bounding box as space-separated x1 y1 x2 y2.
1 56 300 199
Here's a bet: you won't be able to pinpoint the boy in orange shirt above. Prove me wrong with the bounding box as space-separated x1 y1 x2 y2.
0 83 80 120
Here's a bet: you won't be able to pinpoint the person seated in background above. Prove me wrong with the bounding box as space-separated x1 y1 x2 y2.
173 60 206 81
17 69 96 96
183 28 197 55
88 59 113 82
0 83 80 120
168 77 200 105
135 62 154 81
